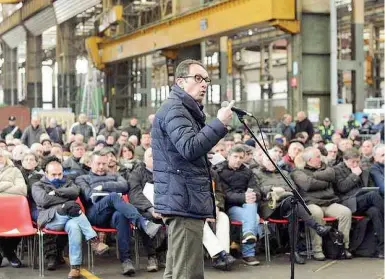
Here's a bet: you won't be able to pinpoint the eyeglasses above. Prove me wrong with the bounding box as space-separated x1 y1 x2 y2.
182 74 211 84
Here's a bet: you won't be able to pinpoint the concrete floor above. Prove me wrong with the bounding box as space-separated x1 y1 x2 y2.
0 254 383 279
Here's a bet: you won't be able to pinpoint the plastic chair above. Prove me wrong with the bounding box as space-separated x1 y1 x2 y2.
0 196 38 269
352 215 365 221
38 198 91 277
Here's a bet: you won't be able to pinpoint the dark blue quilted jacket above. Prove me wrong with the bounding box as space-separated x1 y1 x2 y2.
152 85 228 219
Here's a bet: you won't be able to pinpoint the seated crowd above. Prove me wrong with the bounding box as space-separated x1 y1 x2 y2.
0 111 383 278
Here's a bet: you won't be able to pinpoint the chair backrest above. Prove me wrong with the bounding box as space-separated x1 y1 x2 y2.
0 195 35 234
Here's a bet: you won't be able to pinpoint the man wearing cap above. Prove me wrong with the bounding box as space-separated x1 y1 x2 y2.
318 118 334 143
1 116 22 140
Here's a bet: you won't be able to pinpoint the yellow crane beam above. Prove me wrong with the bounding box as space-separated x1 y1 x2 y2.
89 0 298 69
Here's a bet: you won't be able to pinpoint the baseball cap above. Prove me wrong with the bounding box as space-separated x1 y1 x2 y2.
324 117 330 122
8 116 16 121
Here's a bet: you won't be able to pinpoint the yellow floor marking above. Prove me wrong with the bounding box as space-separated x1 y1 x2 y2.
64 257 102 279
314 260 337 272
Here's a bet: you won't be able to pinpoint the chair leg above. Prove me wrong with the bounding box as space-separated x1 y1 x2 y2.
134 229 140 269
38 231 45 277
27 237 31 268
32 235 37 270
87 241 91 272
116 236 119 260
305 227 312 259
275 224 282 249
263 221 270 262
17 237 24 261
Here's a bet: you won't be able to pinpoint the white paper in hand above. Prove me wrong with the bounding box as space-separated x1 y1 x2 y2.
143 182 155 206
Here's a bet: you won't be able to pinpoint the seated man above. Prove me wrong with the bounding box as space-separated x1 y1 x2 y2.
203 175 235 271
128 148 167 272
257 151 331 264
213 145 261 266
32 156 108 279
291 147 353 261
360 140 374 170
370 144 384 195
63 142 86 180
75 149 161 276
334 148 384 258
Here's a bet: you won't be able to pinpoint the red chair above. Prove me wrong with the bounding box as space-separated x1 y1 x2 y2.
352 215 365 221
0 196 38 269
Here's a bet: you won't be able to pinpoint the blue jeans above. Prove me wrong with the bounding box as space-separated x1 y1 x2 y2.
45 213 97 265
228 203 260 257
86 193 141 262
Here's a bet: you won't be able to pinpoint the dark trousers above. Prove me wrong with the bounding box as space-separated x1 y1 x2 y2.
163 216 204 279
0 237 21 259
87 193 141 262
270 198 318 251
140 212 167 258
356 191 384 250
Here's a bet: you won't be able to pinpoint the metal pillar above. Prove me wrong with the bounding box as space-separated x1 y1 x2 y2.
26 31 43 108
290 0 331 121
219 36 228 102
2 44 17 106
56 19 77 111
351 0 365 112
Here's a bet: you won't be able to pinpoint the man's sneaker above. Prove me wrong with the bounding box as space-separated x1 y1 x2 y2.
343 249 353 259
144 221 162 239
242 256 260 266
313 251 326 261
212 257 227 270
224 253 236 266
90 238 109 255
68 266 81 279
293 252 306 264
147 256 159 272
8 253 22 268
315 225 332 237
242 232 257 244
122 259 135 276
47 256 57 271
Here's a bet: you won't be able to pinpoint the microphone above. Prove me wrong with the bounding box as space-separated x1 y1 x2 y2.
221 101 253 117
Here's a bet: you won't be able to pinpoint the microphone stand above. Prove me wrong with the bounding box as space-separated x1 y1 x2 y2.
236 112 311 279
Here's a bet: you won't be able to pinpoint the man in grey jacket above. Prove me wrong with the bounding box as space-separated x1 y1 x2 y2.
291 147 352 261
32 156 108 279
21 115 45 147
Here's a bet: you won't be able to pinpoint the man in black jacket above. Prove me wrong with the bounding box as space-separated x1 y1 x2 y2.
1 116 22 139
129 148 166 272
32 156 108 279
213 145 261 266
295 111 314 142
334 148 384 258
75 149 162 276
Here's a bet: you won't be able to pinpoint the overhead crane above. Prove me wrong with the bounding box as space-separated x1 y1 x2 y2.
86 0 299 70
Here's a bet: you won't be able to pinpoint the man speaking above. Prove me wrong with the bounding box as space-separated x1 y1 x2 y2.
152 59 234 279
